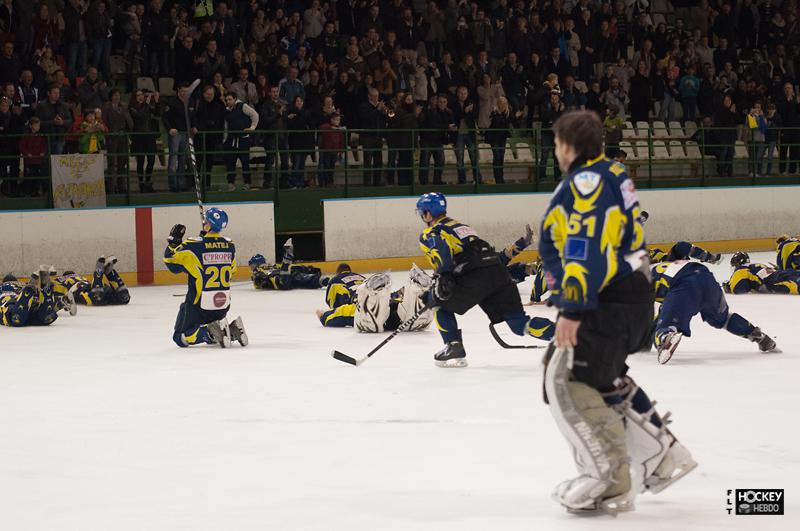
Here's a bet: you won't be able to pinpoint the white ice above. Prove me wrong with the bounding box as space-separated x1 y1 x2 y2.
0 252 798 530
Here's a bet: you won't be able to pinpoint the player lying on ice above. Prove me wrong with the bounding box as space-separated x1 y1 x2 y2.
416 192 554 367
50 256 131 315
164 207 247 348
0 268 59 327
651 258 778 363
317 264 433 332
638 211 723 265
248 238 329 290
776 234 800 270
723 251 800 294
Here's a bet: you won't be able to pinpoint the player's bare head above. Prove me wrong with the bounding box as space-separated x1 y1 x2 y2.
553 110 604 173
336 263 352 274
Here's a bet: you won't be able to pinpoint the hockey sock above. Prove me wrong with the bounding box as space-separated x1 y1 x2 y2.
104 267 125 290
725 312 755 337
434 309 460 343
631 386 663 428
182 325 213 345
689 245 713 262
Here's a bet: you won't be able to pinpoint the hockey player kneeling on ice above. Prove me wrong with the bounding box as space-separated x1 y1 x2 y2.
416 192 554 368
0 269 59 327
539 111 695 515
317 265 433 332
248 239 328 290
652 259 777 363
164 208 247 348
724 251 800 294
53 256 131 313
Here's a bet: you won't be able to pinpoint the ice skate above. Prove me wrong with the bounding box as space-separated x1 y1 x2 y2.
655 326 682 364
644 437 698 494
706 253 722 265
60 284 79 316
552 473 634 515
207 318 231 348
229 316 249 347
747 327 778 352
434 341 467 368
103 255 118 275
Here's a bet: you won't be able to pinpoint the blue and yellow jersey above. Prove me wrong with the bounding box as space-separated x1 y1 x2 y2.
539 156 647 311
727 264 773 294
325 271 365 309
650 260 708 302
765 269 800 294
419 216 492 274
164 232 237 309
777 238 800 270
251 264 284 290
649 248 669 263
530 261 549 303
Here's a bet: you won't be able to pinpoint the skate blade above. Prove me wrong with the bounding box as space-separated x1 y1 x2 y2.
564 493 634 517
435 358 468 368
657 334 682 364
232 316 249 347
645 460 698 495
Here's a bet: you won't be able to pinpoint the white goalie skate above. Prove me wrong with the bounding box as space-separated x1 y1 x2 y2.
552 475 634 516
655 326 682 364
229 316 249 347
643 437 698 494
207 318 232 348
62 284 79 316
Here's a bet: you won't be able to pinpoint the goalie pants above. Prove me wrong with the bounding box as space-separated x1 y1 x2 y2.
173 302 229 347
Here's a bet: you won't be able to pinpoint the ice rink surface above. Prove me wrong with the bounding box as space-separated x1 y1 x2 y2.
1 252 798 530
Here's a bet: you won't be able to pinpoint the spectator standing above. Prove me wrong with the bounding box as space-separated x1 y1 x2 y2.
31 5 61 58
36 85 72 155
357 87 389 186
603 104 624 157
452 85 482 184
747 102 768 178
162 84 193 192
485 97 520 184
17 70 40 121
63 0 89 81
78 108 107 154
762 103 780 177
0 41 20 84
278 66 305 105
174 35 199 87
142 0 171 80
194 85 225 190
678 66 700 122
259 86 289 188
0 96 22 196
418 95 451 185
101 89 133 193
477 73 505 129
223 92 258 191
539 89 565 180
87 0 114 82
19 116 47 196
77 67 109 114
285 95 314 189
714 94 739 177
128 89 160 193
777 83 800 175
229 67 259 107
386 93 419 186
317 112 345 187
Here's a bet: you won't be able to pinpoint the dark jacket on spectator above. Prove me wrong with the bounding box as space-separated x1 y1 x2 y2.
0 107 23 156
77 79 110 112
714 104 739 144
0 51 20 84
286 106 315 152
161 96 193 132
419 107 452 147
195 97 226 144
485 109 515 146
36 99 73 135
101 102 133 133
357 100 387 142
62 3 87 44
387 106 418 149
259 99 288 145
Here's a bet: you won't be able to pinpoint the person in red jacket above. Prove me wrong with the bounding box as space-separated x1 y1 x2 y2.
19 117 48 196
317 112 345 187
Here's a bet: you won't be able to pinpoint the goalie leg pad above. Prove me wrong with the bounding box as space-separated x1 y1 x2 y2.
397 281 433 331
355 274 392 333
544 346 631 512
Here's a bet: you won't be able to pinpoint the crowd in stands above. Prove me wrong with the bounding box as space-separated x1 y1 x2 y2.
0 0 800 195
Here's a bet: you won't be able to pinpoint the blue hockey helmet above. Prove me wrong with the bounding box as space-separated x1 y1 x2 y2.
416 192 447 219
204 207 228 232
248 254 267 268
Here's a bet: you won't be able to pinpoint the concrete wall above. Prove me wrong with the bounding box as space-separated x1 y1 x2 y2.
323 186 800 260
0 202 275 282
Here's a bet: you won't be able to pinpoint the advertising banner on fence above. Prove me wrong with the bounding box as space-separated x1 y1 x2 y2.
51 153 106 208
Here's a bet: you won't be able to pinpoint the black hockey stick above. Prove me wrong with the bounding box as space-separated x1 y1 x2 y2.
183 78 204 226
332 306 426 366
489 323 545 349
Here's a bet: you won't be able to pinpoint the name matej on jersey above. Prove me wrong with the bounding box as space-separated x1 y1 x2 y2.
203 252 233 265
204 241 231 249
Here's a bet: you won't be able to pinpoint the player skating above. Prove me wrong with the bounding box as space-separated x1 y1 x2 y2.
1 268 59 327
539 111 695 515
248 239 328 290
164 207 247 348
317 265 433 332
416 192 554 367
652 259 778 362
723 251 800 294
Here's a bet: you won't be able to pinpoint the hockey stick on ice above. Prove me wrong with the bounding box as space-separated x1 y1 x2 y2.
489 323 546 349
183 78 204 226
332 305 427 366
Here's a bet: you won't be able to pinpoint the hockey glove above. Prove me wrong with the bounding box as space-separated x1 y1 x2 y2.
430 274 455 306
522 223 535 248
168 224 186 245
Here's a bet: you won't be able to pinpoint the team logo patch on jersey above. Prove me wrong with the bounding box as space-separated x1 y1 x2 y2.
573 171 601 196
565 238 588 261
202 252 233 265
620 178 638 210
213 292 228 308
454 225 478 239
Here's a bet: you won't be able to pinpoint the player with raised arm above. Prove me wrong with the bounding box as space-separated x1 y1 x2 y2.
164 208 247 348
539 111 695 515
416 193 554 367
248 239 328 291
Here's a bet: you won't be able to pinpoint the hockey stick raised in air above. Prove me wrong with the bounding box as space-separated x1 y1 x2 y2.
489 323 545 349
332 306 426 366
183 78 204 227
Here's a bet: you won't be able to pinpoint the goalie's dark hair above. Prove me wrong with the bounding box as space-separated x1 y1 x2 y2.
336 263 352 274
552 110 604 167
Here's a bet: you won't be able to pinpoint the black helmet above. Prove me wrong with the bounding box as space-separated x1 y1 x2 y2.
2 273 17 282
730 251 749 268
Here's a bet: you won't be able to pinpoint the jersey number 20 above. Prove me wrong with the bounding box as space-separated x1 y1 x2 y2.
205 265 233 289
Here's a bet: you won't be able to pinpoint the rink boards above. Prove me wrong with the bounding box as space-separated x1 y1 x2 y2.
0 202 275 284
323 185 800 261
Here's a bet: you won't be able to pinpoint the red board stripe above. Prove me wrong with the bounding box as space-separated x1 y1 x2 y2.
134 207 154 285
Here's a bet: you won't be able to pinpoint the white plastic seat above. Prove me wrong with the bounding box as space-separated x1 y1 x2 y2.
668 141 687 159
443 144 457 165
668 121 684 138
735 141 749 159
620 141 637 161
653 141 670 159
136 77 156 93
515 142 534 163
634 141 650 159
635 121 650 139
346 146 362 166
685 141 702 159
503 142 515 163
684 121 698 139
158 77 175 96
622 121 636 139
477 143 493 164
652 121 669 139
